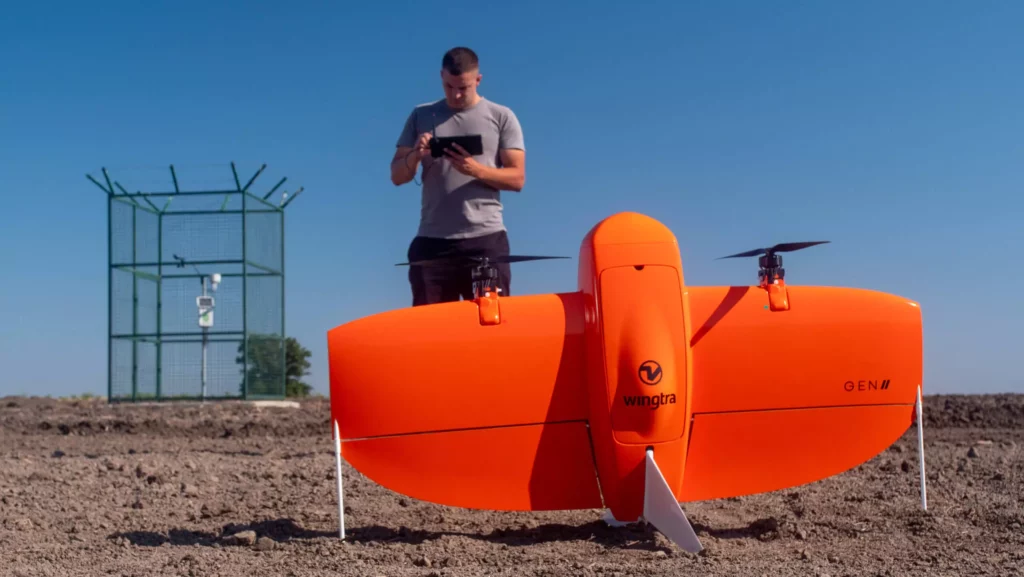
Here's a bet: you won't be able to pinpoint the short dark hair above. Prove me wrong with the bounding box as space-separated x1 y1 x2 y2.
442 47 478 75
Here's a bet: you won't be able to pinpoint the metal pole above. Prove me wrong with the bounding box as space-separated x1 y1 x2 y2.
240 164 248 400
156 211 162 399
916 385 927 510
280 209 286 397
335 419 345 539
202 275 208 401
106 190 112 401
132 204 138 401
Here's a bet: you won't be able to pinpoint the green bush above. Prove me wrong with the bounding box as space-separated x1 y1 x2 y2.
237 334 313 397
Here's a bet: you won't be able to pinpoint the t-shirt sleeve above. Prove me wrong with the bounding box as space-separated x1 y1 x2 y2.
499 108 525 151
396 108 418 148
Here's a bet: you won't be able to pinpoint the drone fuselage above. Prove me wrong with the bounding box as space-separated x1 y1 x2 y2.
576 213 694 522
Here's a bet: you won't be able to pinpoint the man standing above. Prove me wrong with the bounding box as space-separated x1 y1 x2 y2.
390 47 526 306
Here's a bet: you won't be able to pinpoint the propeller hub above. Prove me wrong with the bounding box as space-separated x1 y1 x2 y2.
471 263 499 282
758 253 783 270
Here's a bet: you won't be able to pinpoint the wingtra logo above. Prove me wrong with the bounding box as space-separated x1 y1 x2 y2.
637 360 663 385
623 360 677 410
623 392 677 410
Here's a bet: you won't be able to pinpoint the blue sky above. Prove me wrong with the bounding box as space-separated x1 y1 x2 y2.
1 0 1021 398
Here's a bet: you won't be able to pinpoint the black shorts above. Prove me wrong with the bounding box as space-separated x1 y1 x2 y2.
407 230 511 306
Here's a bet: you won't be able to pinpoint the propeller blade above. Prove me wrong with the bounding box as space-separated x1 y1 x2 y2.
500 255 571 264
768 241 831 253
717 241 829 259
717 248 769 259
396 255 570 267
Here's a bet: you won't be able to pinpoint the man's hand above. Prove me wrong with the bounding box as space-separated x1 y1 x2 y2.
444 144 526 192
411 132 432 162
443 143 485 178
391 132 433 186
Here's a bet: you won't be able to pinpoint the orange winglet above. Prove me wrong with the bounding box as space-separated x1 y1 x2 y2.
326 211 924 550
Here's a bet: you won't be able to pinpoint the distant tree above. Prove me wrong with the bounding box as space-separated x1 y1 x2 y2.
237 334 313 397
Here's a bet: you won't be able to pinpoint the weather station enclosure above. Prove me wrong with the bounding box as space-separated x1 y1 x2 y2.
88 163 304 402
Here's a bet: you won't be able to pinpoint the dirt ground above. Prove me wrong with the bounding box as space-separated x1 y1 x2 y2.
1 394 1022 577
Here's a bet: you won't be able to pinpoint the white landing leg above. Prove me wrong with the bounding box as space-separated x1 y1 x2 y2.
601 509 630 527
643 448 703 553
334 419 345 539
916 385 928 511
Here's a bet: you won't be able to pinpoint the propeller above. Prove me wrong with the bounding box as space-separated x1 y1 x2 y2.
717 241 830 260
396 255 570 267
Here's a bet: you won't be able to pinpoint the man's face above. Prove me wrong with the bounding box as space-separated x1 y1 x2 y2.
441 68 481 109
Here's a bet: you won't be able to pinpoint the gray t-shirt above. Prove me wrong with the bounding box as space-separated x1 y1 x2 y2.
396 97 525 239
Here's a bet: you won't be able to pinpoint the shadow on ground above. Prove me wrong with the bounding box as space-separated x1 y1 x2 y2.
112 518 335 547
344 516 786 549
113 516 787 551
350 521 655 547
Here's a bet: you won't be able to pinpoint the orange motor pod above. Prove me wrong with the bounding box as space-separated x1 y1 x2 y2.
578 212 694 523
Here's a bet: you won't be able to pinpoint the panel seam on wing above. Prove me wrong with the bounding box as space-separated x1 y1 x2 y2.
691 402 914 417
340 418 590 442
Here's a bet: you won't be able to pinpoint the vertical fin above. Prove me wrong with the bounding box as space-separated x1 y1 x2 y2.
643 448 703 553
916 386 927 511
334 419 345 539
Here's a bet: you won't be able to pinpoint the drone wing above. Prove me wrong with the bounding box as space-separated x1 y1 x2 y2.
678 285 923 501
327 292 603 512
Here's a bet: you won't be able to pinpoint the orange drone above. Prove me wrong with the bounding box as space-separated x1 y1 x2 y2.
326 211 926 552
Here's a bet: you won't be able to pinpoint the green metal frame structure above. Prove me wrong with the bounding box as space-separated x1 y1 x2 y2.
87 162 304 402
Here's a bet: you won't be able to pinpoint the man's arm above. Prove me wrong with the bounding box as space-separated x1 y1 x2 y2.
473 148 525 192
481 107 526 192
391 108 428 186
391 146 418 186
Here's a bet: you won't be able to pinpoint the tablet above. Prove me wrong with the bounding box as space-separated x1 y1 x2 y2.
429 134 484 158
